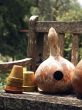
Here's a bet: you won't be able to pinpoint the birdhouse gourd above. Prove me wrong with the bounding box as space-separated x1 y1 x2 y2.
35 27 75 93
71 60 82 95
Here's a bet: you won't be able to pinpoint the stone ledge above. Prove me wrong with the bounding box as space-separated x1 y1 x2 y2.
0 91 82 110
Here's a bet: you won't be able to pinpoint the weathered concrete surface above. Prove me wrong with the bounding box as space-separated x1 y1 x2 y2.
0 91 82 110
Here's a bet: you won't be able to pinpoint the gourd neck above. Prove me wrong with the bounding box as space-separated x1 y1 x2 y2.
48 27 60 57
50 44 60 57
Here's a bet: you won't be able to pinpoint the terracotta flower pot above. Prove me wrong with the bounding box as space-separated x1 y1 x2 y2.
5 65 23 93
23 86 37 92
35 27 75 93
9 65 23 79
23 71 37 92
5 86 23 94
6 77 23 87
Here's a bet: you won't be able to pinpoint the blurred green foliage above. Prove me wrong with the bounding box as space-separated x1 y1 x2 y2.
0 0 82 61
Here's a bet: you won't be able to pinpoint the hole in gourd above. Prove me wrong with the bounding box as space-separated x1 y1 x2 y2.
53 71 63 80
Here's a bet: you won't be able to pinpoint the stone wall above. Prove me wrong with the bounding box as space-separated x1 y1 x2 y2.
0 92 82 110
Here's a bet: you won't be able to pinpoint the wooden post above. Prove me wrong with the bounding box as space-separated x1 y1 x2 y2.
58 33 65 56
71 34 79 66
28 16 38 71
43 33 50 60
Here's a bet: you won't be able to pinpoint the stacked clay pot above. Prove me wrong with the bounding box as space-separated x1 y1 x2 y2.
35 27 75 93
71 60 82 96
23 71 37 92
5 65 23 93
